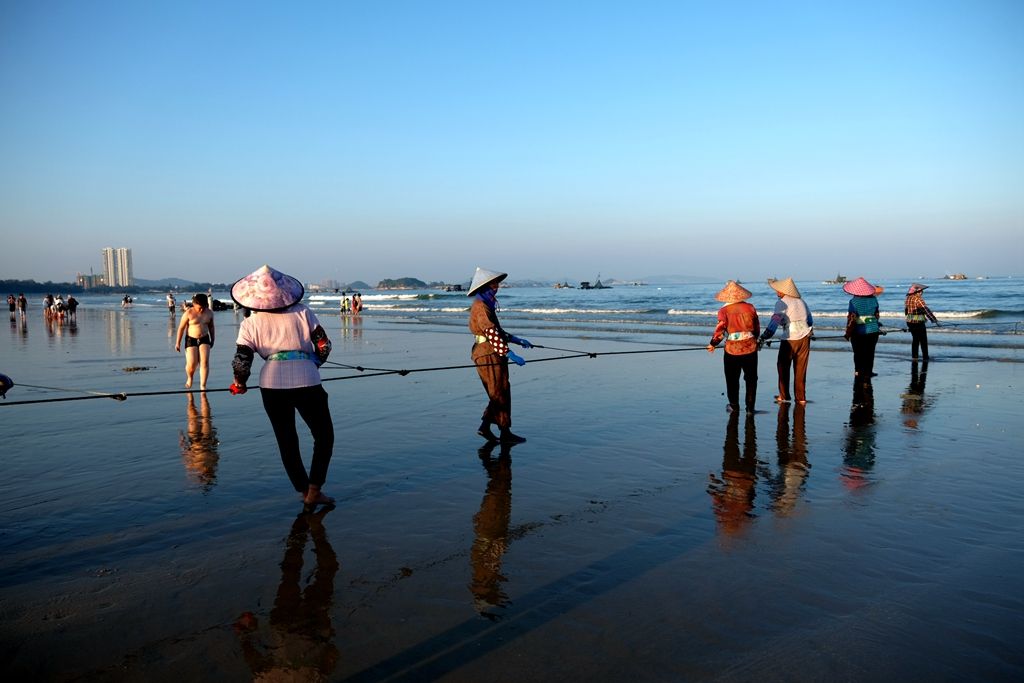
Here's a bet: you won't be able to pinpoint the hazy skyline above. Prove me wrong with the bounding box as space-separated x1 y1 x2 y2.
2 1 1022 285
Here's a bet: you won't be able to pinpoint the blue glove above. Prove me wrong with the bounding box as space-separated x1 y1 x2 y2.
506 350 526 366
515 336 533 349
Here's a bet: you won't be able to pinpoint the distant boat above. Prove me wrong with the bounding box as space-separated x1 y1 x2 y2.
553 281 575 289
944 273 968 280
822 273 847 285
580 274 612 290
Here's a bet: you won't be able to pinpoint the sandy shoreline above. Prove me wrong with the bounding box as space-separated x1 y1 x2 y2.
2 314 1023 680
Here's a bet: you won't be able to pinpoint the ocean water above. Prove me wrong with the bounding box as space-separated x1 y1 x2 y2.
3 282 1024 680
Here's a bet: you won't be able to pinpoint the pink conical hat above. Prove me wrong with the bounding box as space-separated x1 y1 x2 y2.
715 281 753 303
230 265 304 311
842 277 877 296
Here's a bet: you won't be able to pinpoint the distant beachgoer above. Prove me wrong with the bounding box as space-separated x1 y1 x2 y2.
7 294 15 321
352 292 362 314
66 295 79 320
43 294 54 317
229 265 336 509
708 281 760 414
340 296 350 315
843 277 883 381
175 292 216 391
904 283 939 360
167 292 176 314
468 267 531 443
759 277 813 404
122 294 132 308
17 293 27 316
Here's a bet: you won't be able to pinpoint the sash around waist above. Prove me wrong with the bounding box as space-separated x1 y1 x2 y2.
727 331 754 341
267 350 313 361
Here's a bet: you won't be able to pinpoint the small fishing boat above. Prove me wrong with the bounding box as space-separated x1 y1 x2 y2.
580 274 612 290
822 273 847 285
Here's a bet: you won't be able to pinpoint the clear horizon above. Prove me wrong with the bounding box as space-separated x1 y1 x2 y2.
2 1 1021 285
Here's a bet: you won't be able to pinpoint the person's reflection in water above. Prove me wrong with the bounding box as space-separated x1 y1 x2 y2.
842 379 877 492
901 360 930 429
235 509 340 680
470 441 514 620
178 392 220 493
771 403 810 516
707 412 758 537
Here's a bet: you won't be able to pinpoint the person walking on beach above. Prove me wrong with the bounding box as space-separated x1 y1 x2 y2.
167 292 176 315
175 293 216 391
759 277 813 404
352 292 362 314
229 265 336 509
7 294 15 321
843 277 883 381
17 293 27 317
708 281 760 414
904 283 939 360
468 267 532 443
66 294 79 321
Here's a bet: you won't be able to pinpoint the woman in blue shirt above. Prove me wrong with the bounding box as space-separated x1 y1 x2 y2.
843 277 882 381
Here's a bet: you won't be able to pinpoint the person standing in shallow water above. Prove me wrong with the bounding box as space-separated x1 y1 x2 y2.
175 293 215 391
904 283 939 360
229 265 336 509
759 277 813 405
843 277 883 381
708 281 760 414
468 267 532 443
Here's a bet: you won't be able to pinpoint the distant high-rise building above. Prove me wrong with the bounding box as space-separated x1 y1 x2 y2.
101 247 134 287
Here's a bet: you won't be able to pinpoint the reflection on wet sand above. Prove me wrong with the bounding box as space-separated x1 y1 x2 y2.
339 314 363 341
771 403 810 516
707 412 758 537
470 441 514 620
842 379 877 491
901 360 930 429
235 510 340 680
179 393 220 492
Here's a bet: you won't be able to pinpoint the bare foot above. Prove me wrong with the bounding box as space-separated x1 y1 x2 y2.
185 378 192 389
303 486 335 506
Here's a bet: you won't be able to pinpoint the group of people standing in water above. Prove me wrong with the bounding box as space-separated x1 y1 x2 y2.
704 275 939 415
159 264 942 516
7 293 78 321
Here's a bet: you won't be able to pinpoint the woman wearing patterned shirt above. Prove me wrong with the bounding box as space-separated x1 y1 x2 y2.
468 267 532 443
904 283 939 360
707 281 761 414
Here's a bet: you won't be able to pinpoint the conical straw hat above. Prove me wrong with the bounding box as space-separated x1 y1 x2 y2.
467 267 508 296
230 265 304 312
842 277 877 296
714 281 753 303
907 283 928 294
767 277 801 298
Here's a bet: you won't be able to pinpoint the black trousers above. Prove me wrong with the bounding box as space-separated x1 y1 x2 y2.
907 322 929 359
261 385 335 492
723 351 758 410
850 332 879 377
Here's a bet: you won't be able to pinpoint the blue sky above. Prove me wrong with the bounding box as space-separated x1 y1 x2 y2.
1 0 1021 285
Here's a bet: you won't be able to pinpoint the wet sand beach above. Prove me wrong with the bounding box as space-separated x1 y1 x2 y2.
2 308 1023 681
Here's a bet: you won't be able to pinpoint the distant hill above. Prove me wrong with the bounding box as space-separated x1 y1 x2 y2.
378 277 428 289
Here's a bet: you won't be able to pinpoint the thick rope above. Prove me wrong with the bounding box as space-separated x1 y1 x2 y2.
0 345 710 407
